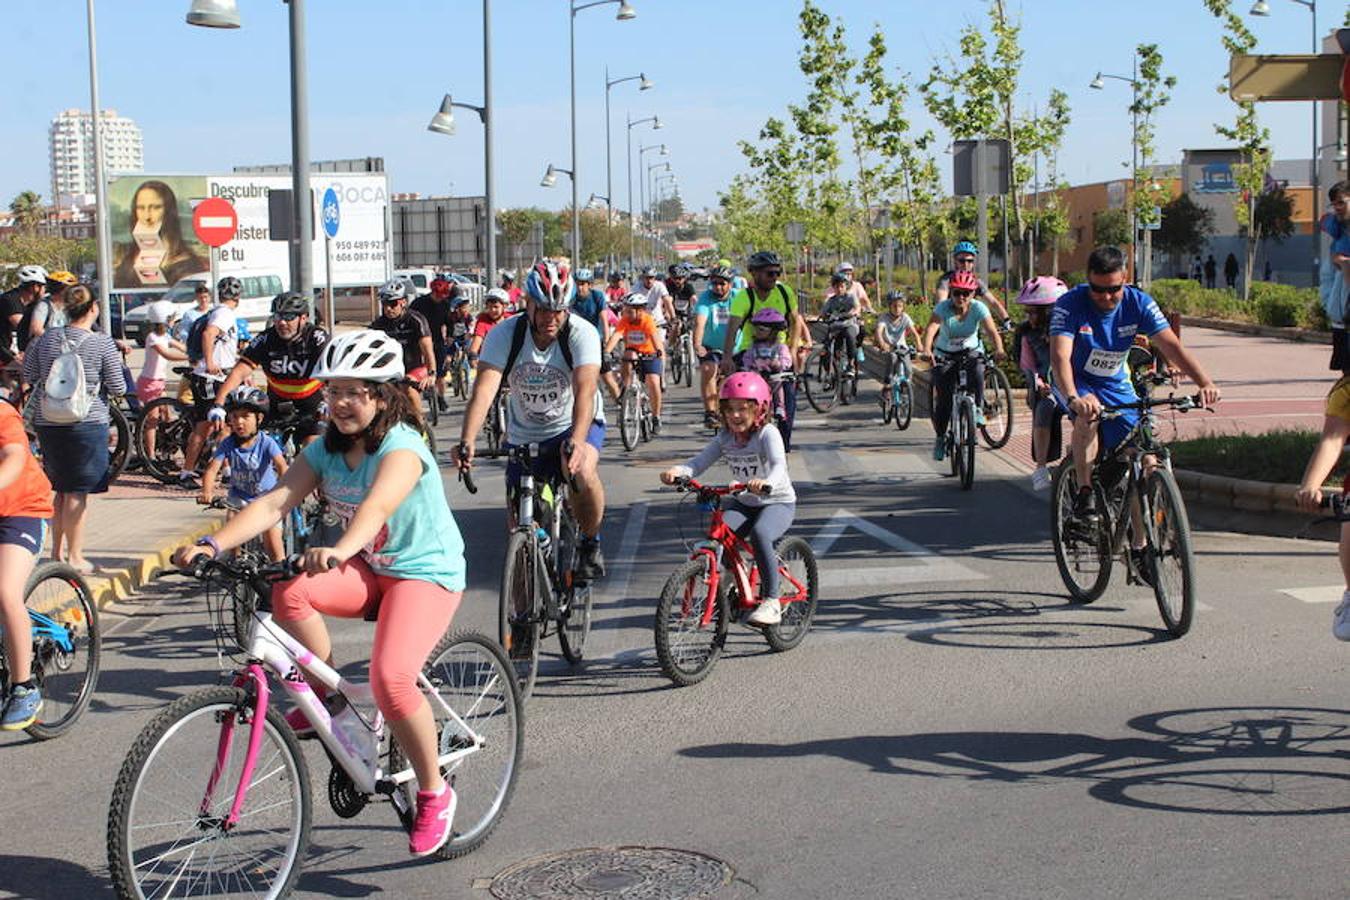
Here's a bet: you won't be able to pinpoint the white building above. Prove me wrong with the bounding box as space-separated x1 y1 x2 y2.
48 108 143 205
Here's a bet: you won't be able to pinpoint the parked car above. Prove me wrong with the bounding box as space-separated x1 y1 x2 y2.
393 268 436 297
122 273 285 344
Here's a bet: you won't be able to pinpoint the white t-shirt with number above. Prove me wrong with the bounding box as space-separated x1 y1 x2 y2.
478 313 604 444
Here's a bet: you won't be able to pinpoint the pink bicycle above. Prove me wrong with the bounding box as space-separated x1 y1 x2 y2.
653 477 819 686
106 556 522 898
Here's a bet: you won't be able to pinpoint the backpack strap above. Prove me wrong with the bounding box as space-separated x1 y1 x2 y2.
500 314 575 381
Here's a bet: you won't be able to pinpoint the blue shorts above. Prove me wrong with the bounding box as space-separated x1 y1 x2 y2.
1055 383 1139 452
630 357 663 378
0 516 46 556
505 422 605 493
699 349 723 365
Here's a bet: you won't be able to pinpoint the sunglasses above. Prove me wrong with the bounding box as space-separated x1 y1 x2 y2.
760 269 783 278
950 289 975 300
710 279 730 286
1087 281 1124 297
276 312 302 321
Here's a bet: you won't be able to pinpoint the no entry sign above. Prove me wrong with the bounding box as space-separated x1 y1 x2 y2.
193 197 238 248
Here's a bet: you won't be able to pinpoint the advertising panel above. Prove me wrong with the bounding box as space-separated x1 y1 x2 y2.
107 175 211 291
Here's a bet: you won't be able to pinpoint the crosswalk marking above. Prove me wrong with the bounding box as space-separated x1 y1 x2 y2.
1279 585 1345 605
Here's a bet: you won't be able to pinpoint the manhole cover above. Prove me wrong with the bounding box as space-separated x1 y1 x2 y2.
489 846 733 899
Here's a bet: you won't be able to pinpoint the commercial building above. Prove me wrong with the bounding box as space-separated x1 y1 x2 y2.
49 108 143 205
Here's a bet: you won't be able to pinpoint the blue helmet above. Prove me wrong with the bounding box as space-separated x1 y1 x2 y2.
953 240 979 257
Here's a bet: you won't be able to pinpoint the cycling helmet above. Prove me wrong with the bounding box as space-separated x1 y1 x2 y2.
639 266 657 278
47 270 77 287
623 291 649 307
830 272 848 286
718 371 772 426
575 268 594 282
669 263 691 278
271 291 308 317
452 294 471 308
17 265 48 285
708 266 733 282
884 290 907 304
218 276 243 300
836 261 855 273
525 259 575 311
311 328 405 383
377 278 410 303
145 300 176 325
485 287 509 305
746 250 781 270
1016 275 1068 306
430 276 453 298
952 240 979 257
500 271 516 284
718 257 733 268
750 307 787 329
224 385 269 415
949 270 980 294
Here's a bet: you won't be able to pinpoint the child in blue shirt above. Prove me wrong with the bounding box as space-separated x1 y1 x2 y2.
200 386 287 560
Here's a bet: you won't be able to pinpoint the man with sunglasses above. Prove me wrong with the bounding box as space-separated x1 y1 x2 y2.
210 291 330 446
693 266 735 429
1050 246 1220 527
370 278 437 411
935 240 1012 326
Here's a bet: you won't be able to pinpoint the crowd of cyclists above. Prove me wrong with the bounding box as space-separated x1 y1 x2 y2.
12 236 1350 864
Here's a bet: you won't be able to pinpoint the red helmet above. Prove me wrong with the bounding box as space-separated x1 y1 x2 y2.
430 276 453 299
718 371 772 428
949 270 979 294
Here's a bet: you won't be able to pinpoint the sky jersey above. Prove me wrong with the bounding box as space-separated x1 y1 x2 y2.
478 312 604 445
932 298 991 354
1049 285 1170 393
241 325 328 400
369 309 432 373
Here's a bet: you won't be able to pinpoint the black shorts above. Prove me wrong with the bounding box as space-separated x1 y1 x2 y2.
267 394 325 440
189 374 221 418
0 516 45 555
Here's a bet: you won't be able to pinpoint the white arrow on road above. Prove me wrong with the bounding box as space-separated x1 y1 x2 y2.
810 508 987 588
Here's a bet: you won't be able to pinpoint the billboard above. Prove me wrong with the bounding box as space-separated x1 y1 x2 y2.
108 172 391 292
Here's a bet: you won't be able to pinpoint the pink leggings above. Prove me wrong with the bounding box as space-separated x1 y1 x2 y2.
271 557 461 720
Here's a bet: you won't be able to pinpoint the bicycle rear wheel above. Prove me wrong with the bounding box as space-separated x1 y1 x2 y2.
23 562 99 740
979 364 1014 448
958 398 976 490
498 531 542 701
136 398 192 483
388 630 523 860
764 537 819 652
107 685 311 900
1143 469 1197 637
107 404 131 486
803 348 840 414
1049 460 1113 602
654 556 728 687
619 386 640 451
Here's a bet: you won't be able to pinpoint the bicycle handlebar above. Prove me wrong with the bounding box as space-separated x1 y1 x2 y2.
183 553 304 583
670 475 770 497
453 442 478 494
1100 393 1207 417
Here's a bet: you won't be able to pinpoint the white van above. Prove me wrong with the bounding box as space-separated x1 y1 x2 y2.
122 273 286 344
393 268 436 298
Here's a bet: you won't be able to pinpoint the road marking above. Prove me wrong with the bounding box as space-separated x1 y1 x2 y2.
1279 585 1345 605
810 508 986 589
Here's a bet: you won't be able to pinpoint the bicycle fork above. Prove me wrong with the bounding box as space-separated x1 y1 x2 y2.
200 664 272 830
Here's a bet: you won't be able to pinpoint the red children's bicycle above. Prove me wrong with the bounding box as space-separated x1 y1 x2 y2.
653 477 819 686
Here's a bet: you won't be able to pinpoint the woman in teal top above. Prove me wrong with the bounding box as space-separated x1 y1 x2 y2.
920 271 1006 461
174 328 466 858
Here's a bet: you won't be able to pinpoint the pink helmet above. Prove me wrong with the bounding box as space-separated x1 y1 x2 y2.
719 371 772 427
1016 275 1068 306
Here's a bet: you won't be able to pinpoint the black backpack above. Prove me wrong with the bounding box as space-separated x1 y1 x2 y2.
499 313 575 379
740 283 796 336
185 313 214 365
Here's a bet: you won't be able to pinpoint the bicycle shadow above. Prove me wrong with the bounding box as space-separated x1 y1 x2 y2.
679 704 1350 816
0 854 108 899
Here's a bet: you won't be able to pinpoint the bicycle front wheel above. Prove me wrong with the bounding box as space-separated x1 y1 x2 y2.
979 364 1014 448
654 556 728 687
619 387 640 451
958 398 976 491
764 536 819 652
499 531 542 701
803 348 839 414
1143 469 1197 637
388 630 523 860
670 341 685 387
24 562 99 740
1049 460 1112 602
108 685 311 900
894 376 914 431
423 386 440 428
682 335 695 388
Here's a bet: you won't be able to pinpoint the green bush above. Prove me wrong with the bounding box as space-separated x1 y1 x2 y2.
1147 278 1324 330
1248 281 1322 329
1170 428 1337 486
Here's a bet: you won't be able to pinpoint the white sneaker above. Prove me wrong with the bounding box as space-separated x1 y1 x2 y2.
1030 466 1051 492
747 597 782 626
1334 593 1350 641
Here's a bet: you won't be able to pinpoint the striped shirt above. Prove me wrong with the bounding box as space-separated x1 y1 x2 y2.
21 325 125 426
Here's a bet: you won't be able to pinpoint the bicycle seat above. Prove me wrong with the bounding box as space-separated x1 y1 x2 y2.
172 366 193 376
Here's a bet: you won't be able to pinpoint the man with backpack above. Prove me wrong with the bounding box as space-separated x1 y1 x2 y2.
452 259 607 583
180 276 242 486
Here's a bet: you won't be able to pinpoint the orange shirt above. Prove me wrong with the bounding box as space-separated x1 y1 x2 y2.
0 403 54 519
620 311 659 355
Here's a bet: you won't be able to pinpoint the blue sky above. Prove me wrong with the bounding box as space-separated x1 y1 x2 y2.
3 0 1339 216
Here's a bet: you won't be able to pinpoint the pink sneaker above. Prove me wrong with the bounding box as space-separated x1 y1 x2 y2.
285 707 316 739
409 783 457 857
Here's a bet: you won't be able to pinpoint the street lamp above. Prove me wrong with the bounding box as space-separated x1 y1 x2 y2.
587 193 609 210
653 174 676 262
1250 0 1321 286
604 68 651 273
626 113 661 269
427 69 496 285
1090 63 1141 280
644 159 670 267
83 0 114 333
648 164 672 261
568 0 637 269
189 0 314 298
540 163 572 189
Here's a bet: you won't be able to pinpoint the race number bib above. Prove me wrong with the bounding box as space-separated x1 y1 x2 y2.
725 450 762 483
1084 347 1128 376
625 329 647 348
512 363 571 424
712 306 729 326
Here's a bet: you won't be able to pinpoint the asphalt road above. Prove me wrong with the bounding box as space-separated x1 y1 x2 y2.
2 375 1347 900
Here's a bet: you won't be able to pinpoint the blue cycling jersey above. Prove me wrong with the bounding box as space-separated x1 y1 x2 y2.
1049 285 1169 395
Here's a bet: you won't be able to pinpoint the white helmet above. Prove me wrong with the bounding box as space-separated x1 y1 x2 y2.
485 287 510 304
146 300 176 324
17 265 48 285
623 291 649 307
311 329 405 383
377 279 411 303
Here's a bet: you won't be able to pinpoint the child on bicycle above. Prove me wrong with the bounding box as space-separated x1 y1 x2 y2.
0 400 54 730
173 329 467 856
874 289 922 382
604 291 666 433
199 386 288 561
1014 276 1069 492
1294 375 1350 641
659 372 796 626
734 308 794 436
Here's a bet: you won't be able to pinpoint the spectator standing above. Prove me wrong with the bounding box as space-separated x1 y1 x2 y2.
1204 254 1217 289
1224 253 1240 291
20 285 124 572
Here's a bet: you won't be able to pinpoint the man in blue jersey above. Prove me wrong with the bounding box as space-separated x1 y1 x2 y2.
1050 246 1220 525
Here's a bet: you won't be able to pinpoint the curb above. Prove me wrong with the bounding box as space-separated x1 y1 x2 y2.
1179 315 1331 345
1171 469 1302 515
85 515 224 610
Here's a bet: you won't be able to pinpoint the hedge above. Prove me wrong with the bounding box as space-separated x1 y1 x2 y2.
1147 279 1325 331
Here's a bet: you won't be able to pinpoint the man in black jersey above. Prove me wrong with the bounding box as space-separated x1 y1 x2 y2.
370 278 436 410
413 275 456 412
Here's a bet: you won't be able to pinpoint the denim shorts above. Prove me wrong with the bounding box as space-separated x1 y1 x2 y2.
36 420 111 494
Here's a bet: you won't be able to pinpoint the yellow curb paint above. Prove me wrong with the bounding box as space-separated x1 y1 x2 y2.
85 517 225 610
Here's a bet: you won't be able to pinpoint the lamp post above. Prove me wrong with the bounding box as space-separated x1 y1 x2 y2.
84 0 113 332
604 68 651 273
636 143 667 266
189 0 313 297
1090 61 1140 280
646 160 670 266
626 113 661 270
540 164 574 252
653 172 676 263
1250 0 1320 286
587 193 609 210
568 0 636 269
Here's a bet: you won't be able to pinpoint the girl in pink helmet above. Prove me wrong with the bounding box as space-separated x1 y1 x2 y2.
1015 276 1068 491
660 371 797 626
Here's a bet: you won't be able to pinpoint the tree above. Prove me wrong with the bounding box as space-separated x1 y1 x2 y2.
1154 194 1216 268
1131 43 1177 286
9 191 46 233
1093 209 1131 248
0 232 92 288
1253 184 1296 276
